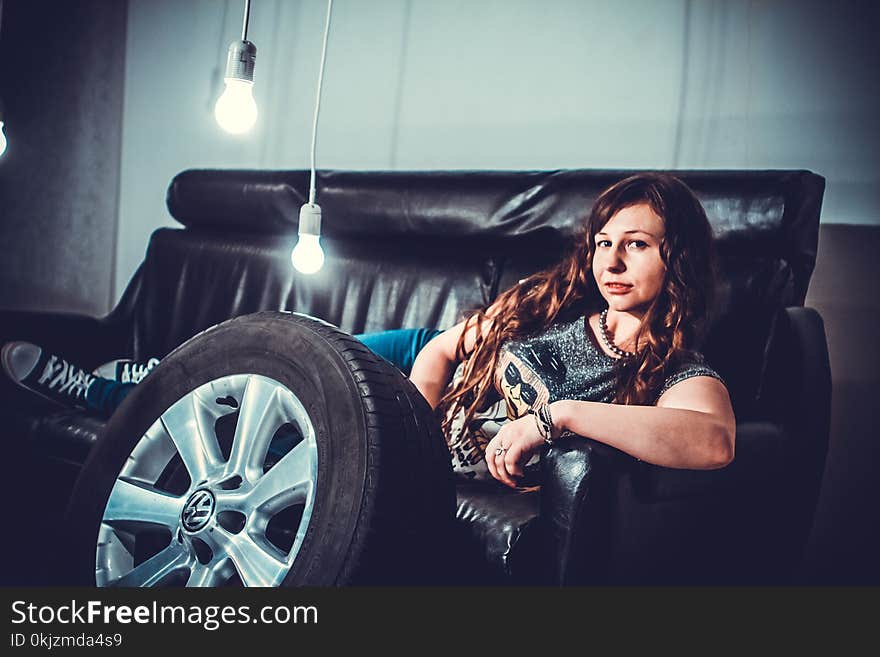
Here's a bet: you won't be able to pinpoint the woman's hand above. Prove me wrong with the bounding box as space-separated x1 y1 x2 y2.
485 413 546 488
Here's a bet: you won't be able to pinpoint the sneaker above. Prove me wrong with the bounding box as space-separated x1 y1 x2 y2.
1 341 95 408
92 357 160 383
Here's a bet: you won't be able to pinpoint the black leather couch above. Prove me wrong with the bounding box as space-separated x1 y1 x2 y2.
0 168 831 585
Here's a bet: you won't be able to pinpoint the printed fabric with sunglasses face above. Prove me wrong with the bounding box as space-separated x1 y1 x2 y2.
496 345 563 421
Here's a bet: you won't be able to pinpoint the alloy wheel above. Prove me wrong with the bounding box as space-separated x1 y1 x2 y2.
94 374 318 587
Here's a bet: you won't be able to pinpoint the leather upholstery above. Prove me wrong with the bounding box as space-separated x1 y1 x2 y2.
454 483 544 584
0 168 829 585
539 438 618 585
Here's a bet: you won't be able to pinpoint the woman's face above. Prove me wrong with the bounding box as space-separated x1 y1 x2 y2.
591 203 667 317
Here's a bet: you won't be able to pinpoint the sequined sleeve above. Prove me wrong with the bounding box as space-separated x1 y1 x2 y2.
655 352 726 402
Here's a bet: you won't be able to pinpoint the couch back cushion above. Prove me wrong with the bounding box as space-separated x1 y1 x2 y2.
127 168 824 420
131 227 495 358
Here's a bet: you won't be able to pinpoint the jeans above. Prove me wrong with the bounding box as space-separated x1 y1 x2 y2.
85 327 443 417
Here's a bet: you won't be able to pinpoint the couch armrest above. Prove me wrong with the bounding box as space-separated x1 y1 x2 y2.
759 307 832 442
537 421 795 583
539 436 628 585
756 306 832 548
630 421 786 501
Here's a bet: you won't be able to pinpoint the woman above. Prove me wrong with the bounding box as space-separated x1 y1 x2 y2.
2 173 734 488
411 171 735 487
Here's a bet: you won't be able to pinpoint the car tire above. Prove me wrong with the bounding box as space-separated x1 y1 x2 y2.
62 311 457 586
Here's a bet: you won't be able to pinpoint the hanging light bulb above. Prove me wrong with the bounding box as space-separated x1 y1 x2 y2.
291 204 325 274
215 77 257 134
214 1 257 134
215 41 257 134
291 0 333 275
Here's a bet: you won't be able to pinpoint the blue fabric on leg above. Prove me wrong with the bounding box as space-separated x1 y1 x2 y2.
85 378 137 418
354 328 442 376
81 328 442 418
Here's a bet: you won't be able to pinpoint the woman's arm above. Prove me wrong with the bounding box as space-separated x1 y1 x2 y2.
551 376 735 470
408 340 456 409
486 375 735 488
409 307 499 409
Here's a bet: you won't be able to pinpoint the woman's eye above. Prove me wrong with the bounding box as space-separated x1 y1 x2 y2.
596 240 611 248
628 240 648 249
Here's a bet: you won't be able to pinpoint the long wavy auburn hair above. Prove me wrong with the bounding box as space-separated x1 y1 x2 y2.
435 172 718 438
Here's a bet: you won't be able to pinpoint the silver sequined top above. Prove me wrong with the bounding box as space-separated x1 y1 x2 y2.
445 313 725 480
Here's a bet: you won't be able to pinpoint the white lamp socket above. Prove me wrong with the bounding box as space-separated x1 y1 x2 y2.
299 203 322 236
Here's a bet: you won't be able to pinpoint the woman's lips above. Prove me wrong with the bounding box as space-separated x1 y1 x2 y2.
605 283 633 294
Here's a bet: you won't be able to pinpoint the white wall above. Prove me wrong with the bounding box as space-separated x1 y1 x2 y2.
116 0 880 301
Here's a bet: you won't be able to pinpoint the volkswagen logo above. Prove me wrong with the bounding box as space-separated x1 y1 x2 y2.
181 489 215 532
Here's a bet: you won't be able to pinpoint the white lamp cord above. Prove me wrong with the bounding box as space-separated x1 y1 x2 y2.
241 0 251 41
309 0 333 206
0 0 5 124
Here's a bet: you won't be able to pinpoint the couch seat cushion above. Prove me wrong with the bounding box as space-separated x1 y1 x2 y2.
455 482 547 584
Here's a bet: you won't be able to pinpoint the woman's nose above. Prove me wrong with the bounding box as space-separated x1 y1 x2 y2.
605 249 626 271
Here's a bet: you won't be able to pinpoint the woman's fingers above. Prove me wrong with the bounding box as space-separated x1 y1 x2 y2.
486 434 526 488
495 451 516 488
486 437 506 485
506 446 525 479
491 441 509 484
495 440 519 488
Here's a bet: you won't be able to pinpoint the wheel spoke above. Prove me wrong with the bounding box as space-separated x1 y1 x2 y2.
103 477 185 530
107 542 190 587
203 527 289 587
161 393 224 485
246 440 313 514
225 376 283 483
186 560 230 587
